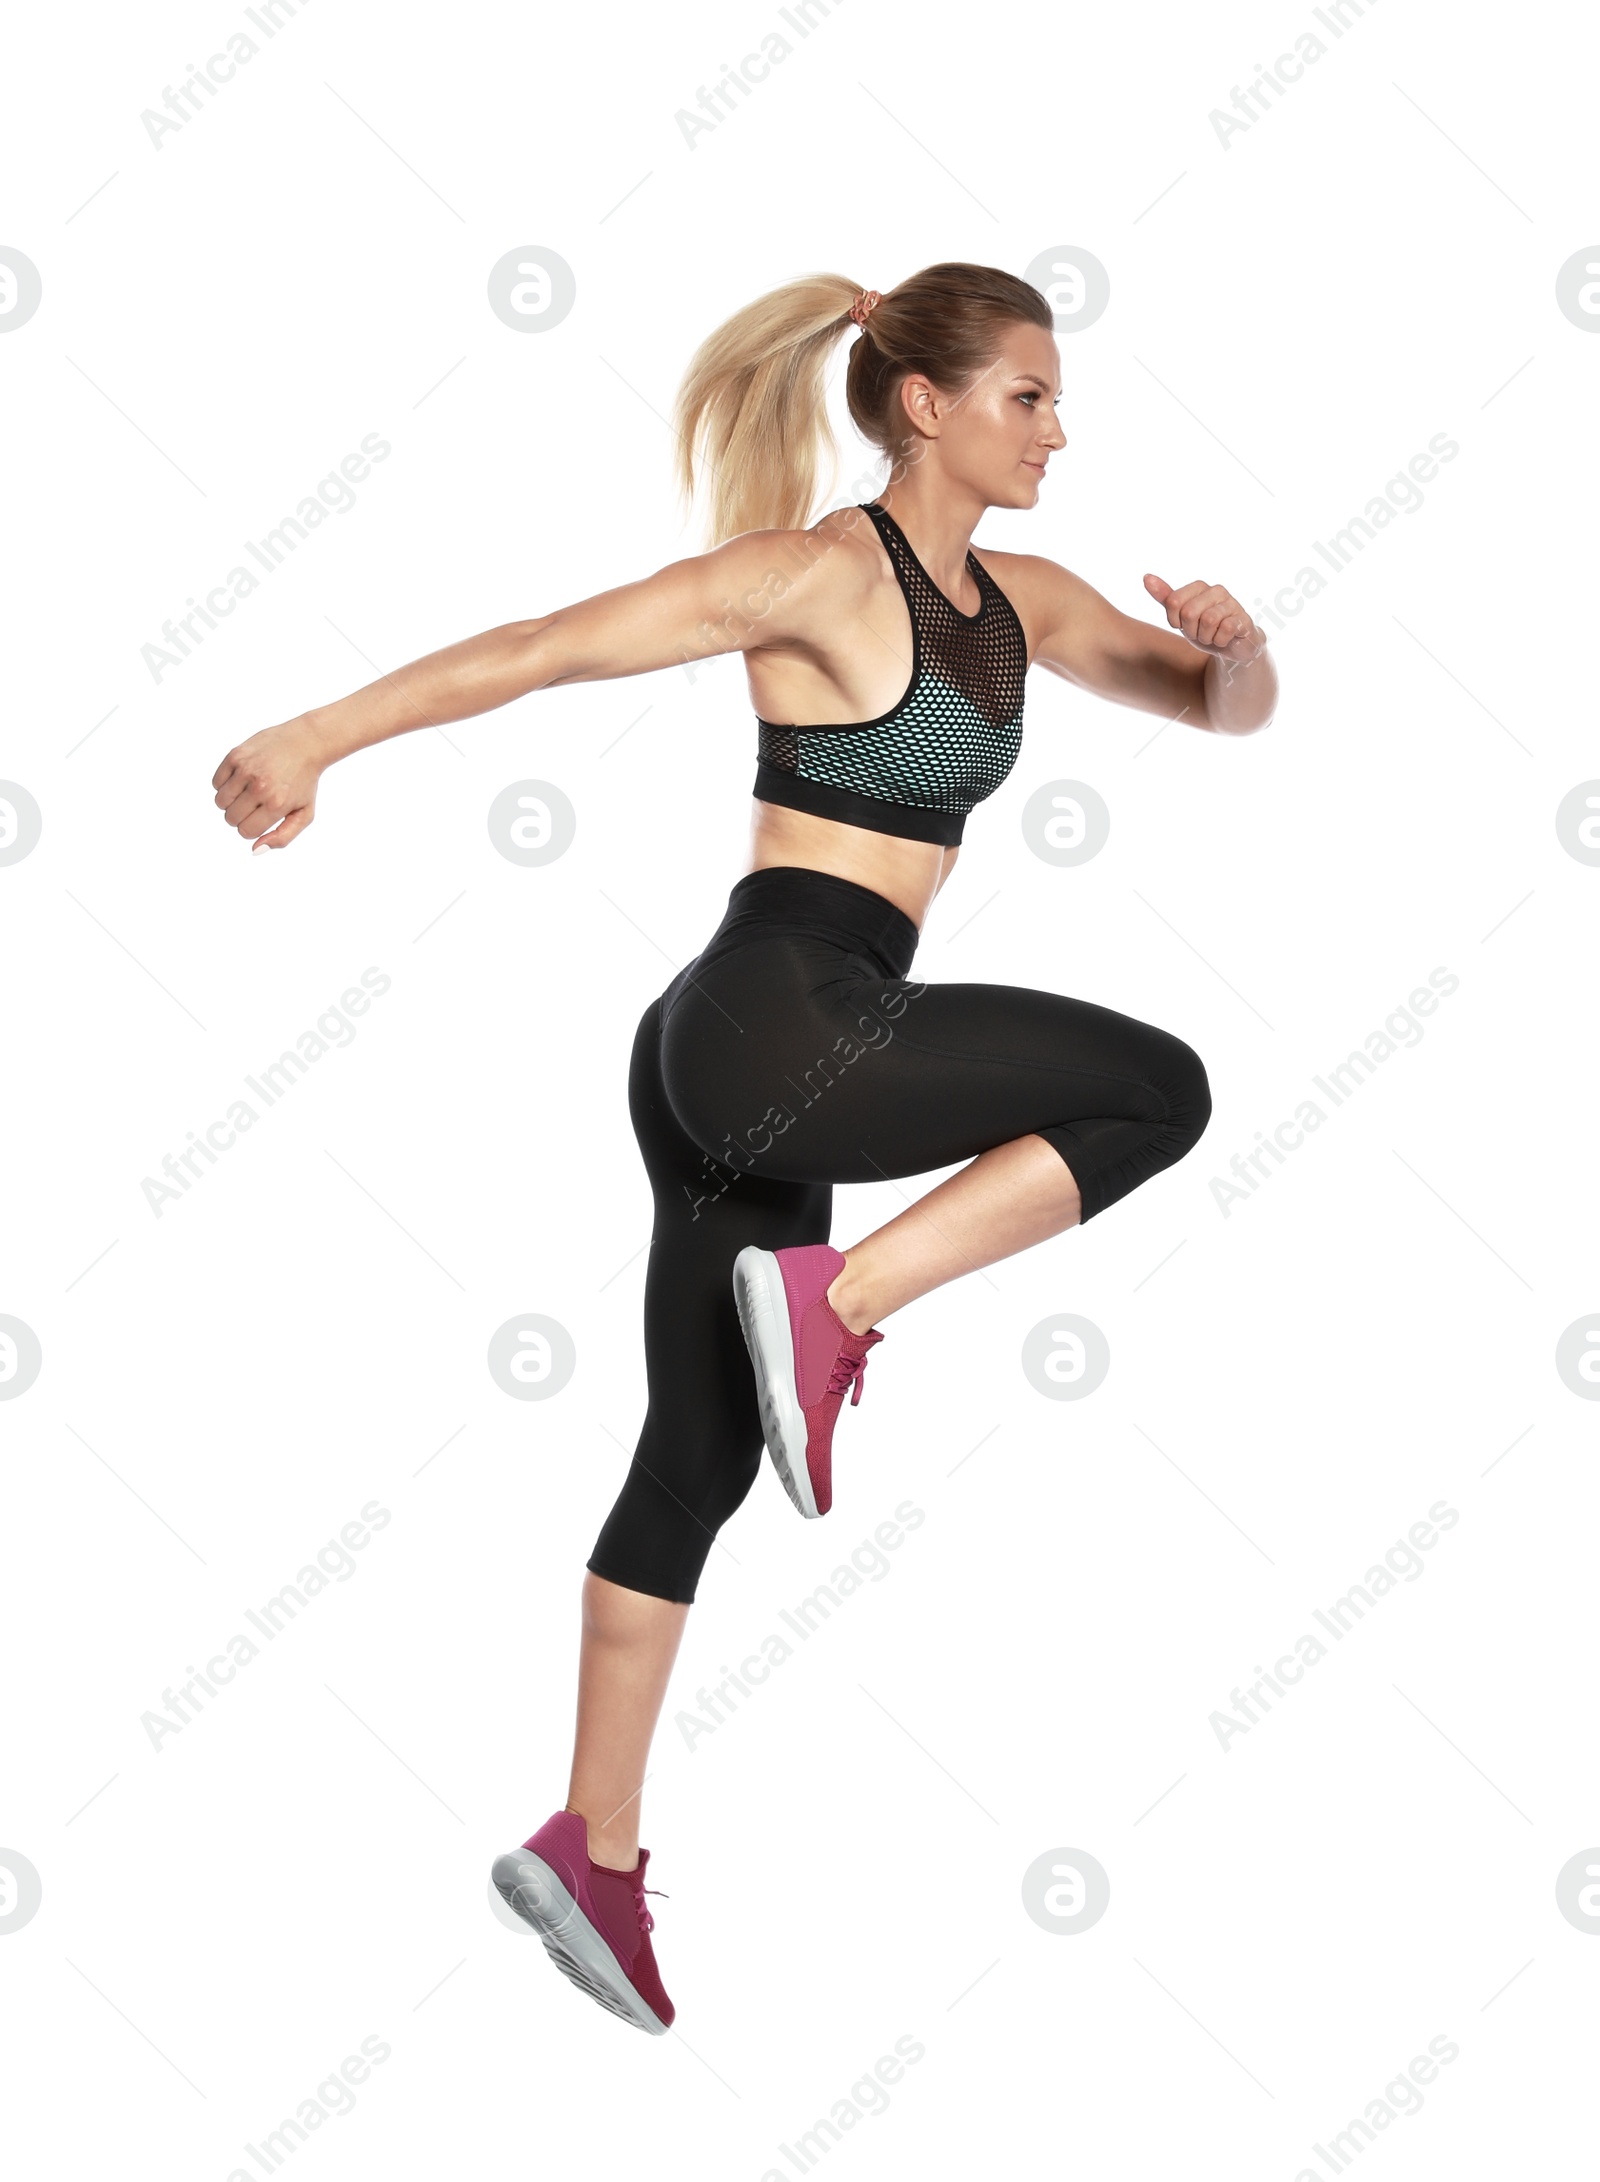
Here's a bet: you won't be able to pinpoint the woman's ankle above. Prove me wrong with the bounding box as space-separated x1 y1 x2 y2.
825 1259 880 1336
567 1803 639 1872
589 1832 640 1871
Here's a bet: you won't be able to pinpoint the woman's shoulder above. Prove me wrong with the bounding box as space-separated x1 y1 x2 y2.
965 547 1108 665
713 506 890 620
966 544 1076 591
967 545 1091 622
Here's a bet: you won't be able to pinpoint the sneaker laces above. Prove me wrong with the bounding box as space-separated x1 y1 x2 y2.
632 1880 668 1936
827 1339 877 1407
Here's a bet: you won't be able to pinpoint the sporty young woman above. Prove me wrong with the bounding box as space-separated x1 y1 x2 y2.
211 262 1277 2035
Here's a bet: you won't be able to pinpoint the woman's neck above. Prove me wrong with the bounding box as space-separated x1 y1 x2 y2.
873 479 987 599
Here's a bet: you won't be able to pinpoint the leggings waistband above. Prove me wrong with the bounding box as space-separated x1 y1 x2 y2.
713 866 920 980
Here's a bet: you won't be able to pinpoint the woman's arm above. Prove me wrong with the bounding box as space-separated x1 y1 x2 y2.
211 529 810 849
990 554 1278 737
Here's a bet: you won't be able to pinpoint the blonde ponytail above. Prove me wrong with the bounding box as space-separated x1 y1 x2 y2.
673 262 1055 546
672 273 860 546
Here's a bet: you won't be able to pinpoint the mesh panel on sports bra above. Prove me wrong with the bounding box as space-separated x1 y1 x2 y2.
754 501 1027 831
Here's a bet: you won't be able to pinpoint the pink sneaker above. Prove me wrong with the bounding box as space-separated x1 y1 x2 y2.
732 1243 883 1518
491 1811 674 2033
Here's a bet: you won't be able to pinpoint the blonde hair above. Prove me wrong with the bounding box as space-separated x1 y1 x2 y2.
672 262 1054 545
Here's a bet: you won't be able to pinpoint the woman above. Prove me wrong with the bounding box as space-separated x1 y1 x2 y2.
212 261 1276 2035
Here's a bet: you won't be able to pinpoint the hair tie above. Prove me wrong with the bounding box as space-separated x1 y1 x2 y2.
848 289 882 327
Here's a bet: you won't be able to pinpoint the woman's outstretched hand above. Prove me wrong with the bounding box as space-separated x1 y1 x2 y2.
212 717 325 852
1142 575 1265 666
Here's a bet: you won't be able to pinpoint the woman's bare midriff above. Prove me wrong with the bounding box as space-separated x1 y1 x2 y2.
745 800 959 931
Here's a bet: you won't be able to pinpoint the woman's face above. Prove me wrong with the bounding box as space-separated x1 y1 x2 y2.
897 319 1067 508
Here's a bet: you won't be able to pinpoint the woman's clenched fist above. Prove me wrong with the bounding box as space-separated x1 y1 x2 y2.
212 717 324 852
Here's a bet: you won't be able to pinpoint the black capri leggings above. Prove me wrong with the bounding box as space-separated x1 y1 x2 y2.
588 865 1210 1603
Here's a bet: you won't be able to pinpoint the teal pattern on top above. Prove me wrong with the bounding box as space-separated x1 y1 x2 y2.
753 499 1028 847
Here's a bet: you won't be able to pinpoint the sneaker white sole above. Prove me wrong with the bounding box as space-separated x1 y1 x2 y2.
490 1849 669 2035
731 1245 820 1519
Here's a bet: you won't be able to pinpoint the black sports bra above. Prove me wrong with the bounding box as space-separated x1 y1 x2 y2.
752 499 1028 847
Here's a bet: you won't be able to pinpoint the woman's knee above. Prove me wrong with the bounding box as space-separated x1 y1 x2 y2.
1160 1034 1212 1159
590 1441 761 1605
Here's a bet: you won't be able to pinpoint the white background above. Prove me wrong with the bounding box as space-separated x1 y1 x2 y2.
3 0 1597 2175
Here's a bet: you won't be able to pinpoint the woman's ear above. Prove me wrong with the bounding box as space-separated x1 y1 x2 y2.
897 373 941 440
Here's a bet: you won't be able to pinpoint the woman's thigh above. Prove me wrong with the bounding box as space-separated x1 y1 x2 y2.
659 940 1211 1197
